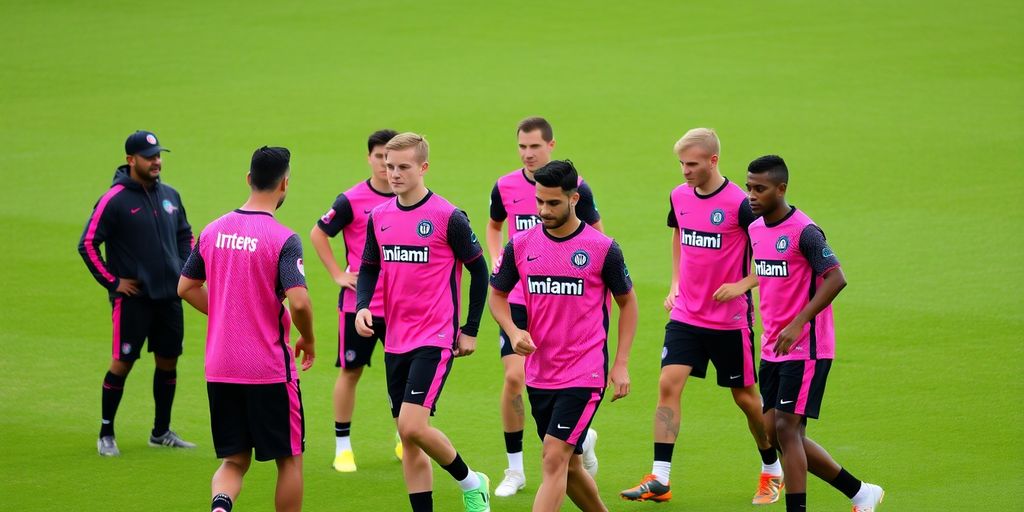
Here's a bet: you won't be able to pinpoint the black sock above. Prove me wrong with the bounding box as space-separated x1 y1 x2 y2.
829 467 862 499
440 452 470 482
211 493 232 512
759 446 779 465
504 430 523 454
654 442 675 463
408 491 432 512
101 371 127 438
785 492 806 511
152 368 177 437
335 421 351 438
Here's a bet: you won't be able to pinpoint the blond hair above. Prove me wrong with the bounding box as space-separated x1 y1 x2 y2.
385 132 429 163
673 128 720 156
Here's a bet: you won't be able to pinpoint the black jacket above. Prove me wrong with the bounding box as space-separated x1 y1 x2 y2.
78 166 193 300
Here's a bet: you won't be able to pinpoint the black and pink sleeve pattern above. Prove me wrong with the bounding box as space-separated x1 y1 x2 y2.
316 193 355 237
180 235 206 280
799 225 840 275
601 241 633 296
447 210 483 263
277 234 307 291
489 242 520 293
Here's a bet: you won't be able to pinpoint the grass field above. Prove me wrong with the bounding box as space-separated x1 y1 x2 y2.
1 1 1022 510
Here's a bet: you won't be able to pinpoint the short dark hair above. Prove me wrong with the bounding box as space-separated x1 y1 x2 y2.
747 155 789 184
367 129 398 154
517 116 553 142
534 160 579 193
250 146 291 191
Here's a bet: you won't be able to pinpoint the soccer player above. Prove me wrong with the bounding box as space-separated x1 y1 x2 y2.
310 128 401 472
78 130 196 456
490 160 637 512
354 133 491 512
486 116 603 497
743 155 884 512
178 146 315 512
621 128 778 504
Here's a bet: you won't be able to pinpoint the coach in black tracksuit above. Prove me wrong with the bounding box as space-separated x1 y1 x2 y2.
78 130 196 456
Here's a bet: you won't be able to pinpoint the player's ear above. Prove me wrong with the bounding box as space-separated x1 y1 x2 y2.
548 139 556 150
280 174 290 192
710 153 719 167
245 172 253 188
777 182 787 195
126 155 134 167
569 190 580 207
421 161 429 175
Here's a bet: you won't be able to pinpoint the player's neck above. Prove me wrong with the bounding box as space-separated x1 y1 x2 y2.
695 172 725 196
763 201 792 225
240 194 278 215
546 216 582 239
524 161 549 182
368 176 390 194
397 184 429 207
129 170 155 190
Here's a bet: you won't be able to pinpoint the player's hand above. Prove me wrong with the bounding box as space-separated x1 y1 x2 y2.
294 336 315 370
334 271 359 291
511 329 536 356
116 277 140 296
773 321 803 356
664 288 679 311
354 309 374 337
454 333 477 357
713 281 745 302
609 361 630 402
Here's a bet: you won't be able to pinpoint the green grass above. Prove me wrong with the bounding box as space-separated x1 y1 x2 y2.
1 0 1022 509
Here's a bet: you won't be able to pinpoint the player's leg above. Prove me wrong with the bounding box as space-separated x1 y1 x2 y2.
148 298 193 447
250 380 306 512
274 455 303 512
332 311 376 471
533 435 574 512
386 352 435 510
211 452 251 512
208 382 253 512
495 303 529 496
534 388 603 512
565 454 607 512
99 296 147 455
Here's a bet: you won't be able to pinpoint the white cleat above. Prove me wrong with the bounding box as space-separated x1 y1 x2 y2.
852 482 885 512
494 468 526 497
581 428 598 477
97 435 120 457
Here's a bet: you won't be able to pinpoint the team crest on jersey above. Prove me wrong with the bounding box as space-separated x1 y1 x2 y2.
162 199 178 214
775 235 790 253
571 250 590 269
710 208 726 226
321 208 336 224
296 258 305 276
823 247 835 258
417 220 434 238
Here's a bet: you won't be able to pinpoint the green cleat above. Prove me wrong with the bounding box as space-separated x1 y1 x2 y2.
463 471 490 512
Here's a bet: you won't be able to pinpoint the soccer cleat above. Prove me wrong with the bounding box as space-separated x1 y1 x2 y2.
148 429 196 449
851 483 885 512
620 474 672 502
752 472 784 505
494 469 526 497
394 432 403 461
333 449 357 472
581 428 599 477
462 471 491 512
97 435 120 457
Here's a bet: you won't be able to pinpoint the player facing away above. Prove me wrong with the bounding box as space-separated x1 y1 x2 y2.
741 155 884 512
621 128 779 504
310 129 402 472
486 117 603 497
490 160 638 512
78 130 196 456
178 147 316 512
354 133 491 512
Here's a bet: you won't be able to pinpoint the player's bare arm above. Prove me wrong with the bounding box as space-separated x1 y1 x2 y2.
285 285 315 370
177 276 208 315
485 219 505 272
665 229 681 311
610 289 638 401
310 225 358 290
713 273 759 302
489 288 536 355
774 267 847 356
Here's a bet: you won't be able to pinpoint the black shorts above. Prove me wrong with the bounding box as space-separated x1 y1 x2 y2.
207 380 305 462
384 347 454 418
110 296 183 362
661 320 756 388
759 359 832 419
336 310 386 368
498 304 529 358
526 386 603 454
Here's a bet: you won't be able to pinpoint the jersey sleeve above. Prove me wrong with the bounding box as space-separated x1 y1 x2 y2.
576 181 601 225
447 210 484 263
601 241 633 296
277 234 307 291
316 193 355 237
738 198 756 231
361 215 381 266
799 224 841 275
489 242 520 293
77 189 121 291
180 234 206 280
175 190 194 261
489 183 507 222
666 195 678 228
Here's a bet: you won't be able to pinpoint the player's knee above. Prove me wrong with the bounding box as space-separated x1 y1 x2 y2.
774 414 799 439
657 375 683 401
223 453 251 474
397 418 426 443
540 443 571 472
340 366 364 381
504 370 525 392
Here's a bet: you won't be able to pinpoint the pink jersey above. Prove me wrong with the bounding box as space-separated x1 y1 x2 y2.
490 223 633 389
749 207 841 362
362 192 483 354
317 180 394 316
668 179 756 330
490 169 601 305
182 210 307 384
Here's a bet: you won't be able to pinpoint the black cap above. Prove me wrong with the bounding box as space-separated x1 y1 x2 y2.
125 130 170 157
